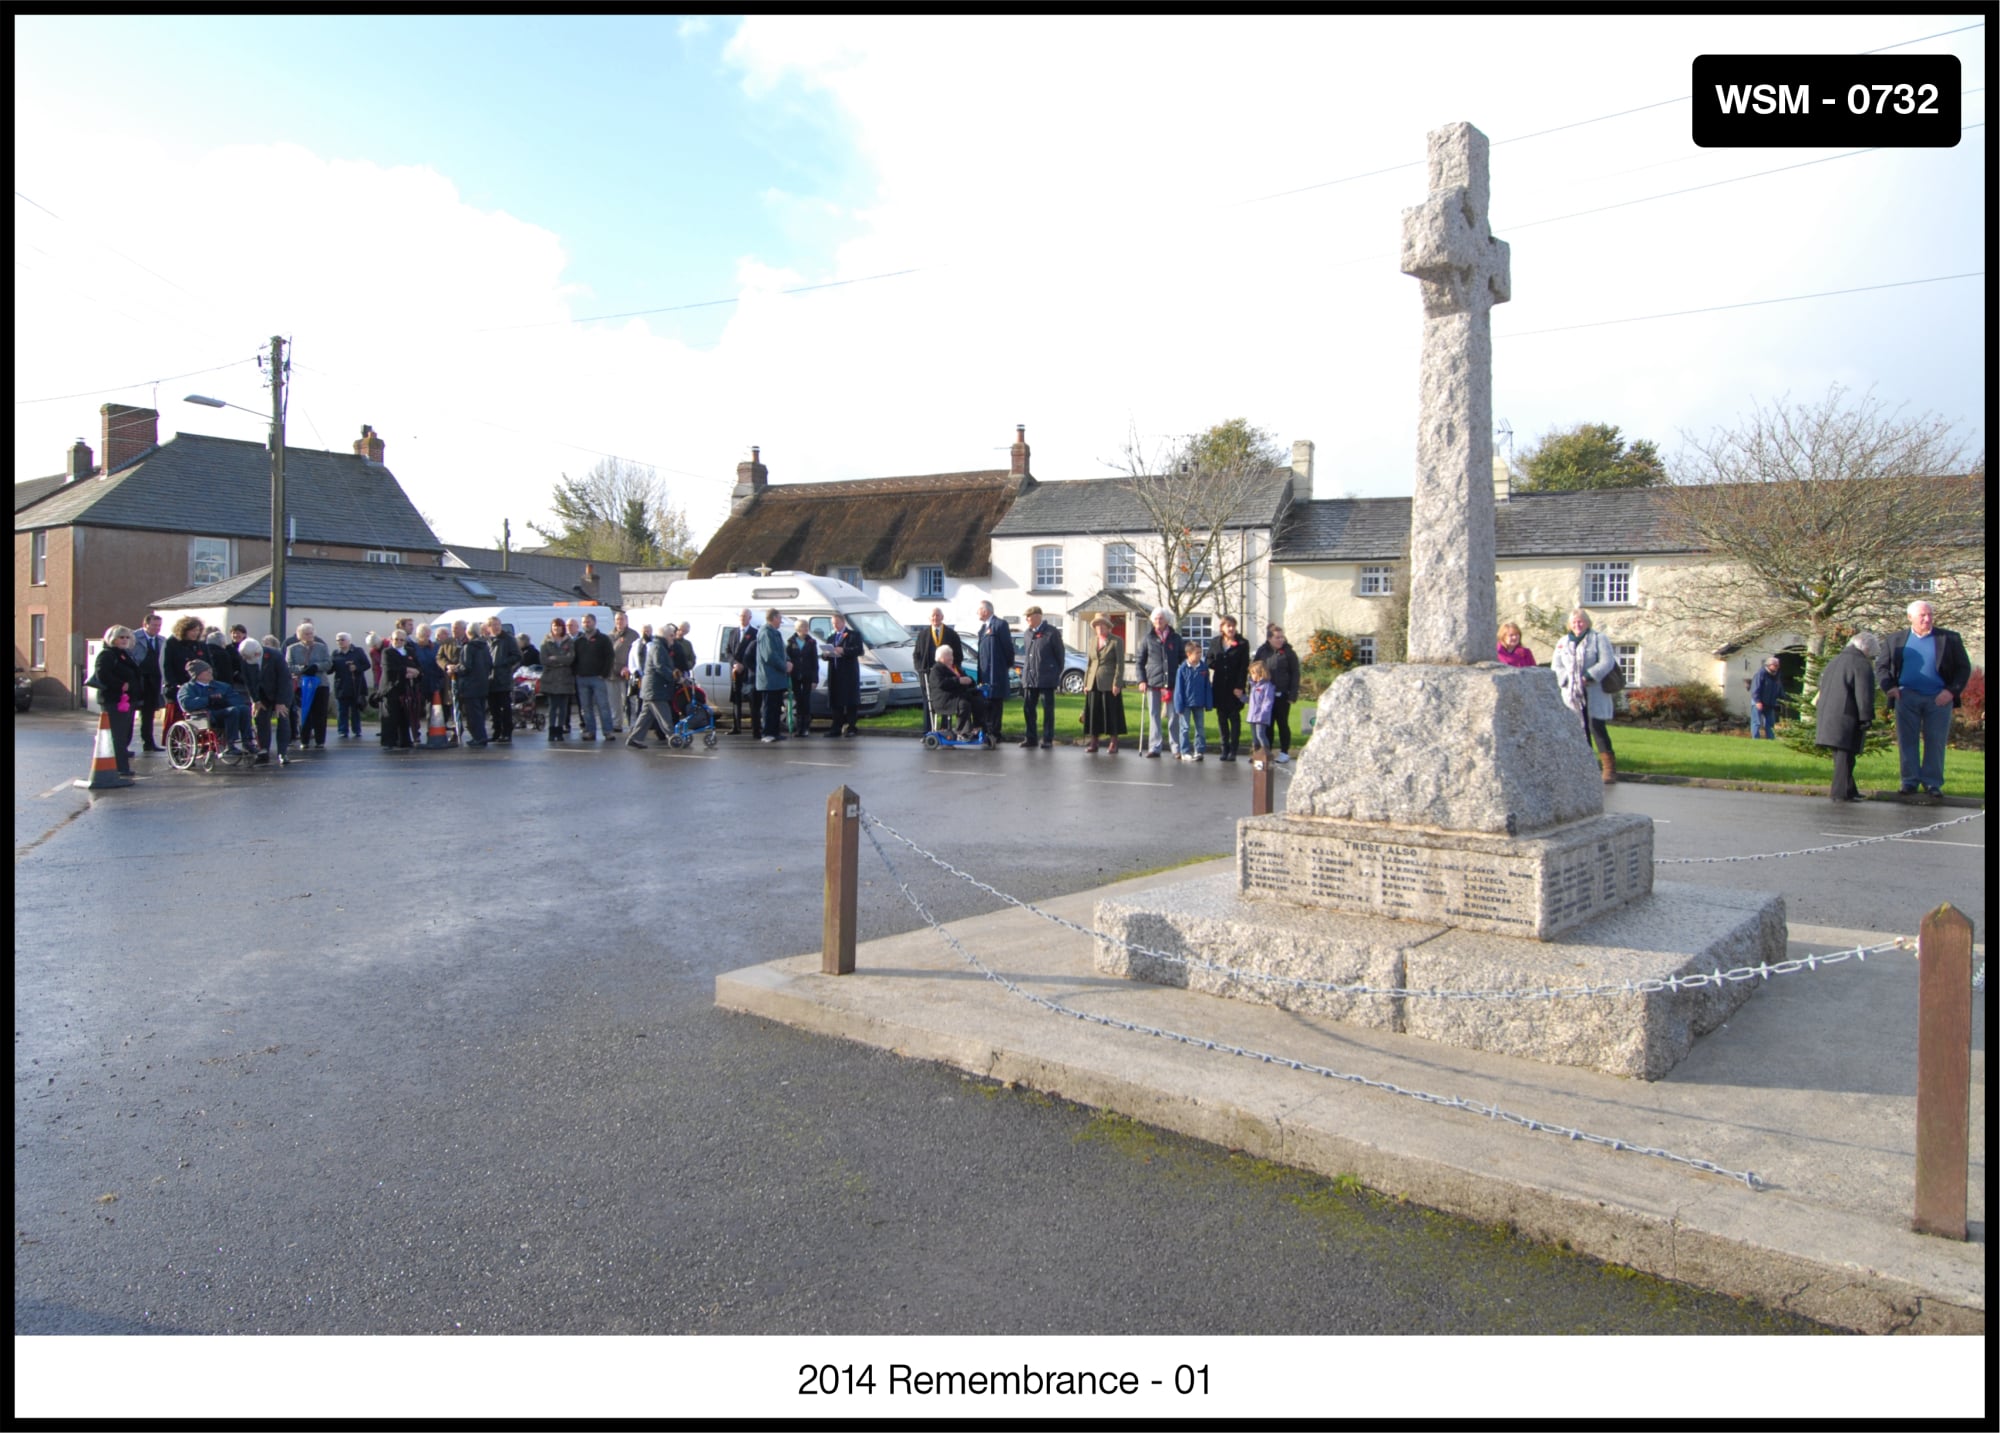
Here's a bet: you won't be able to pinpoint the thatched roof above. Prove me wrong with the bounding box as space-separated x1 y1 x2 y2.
688 471 1029 580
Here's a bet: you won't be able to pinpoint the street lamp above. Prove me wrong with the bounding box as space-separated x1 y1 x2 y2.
185 336 287 641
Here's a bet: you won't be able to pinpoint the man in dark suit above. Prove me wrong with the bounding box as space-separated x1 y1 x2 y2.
1816 631 1882 803
727 608 760 735
1877 599 1972 798
910 606 961 733
132 613 165 753
820 612 865 736
973 600 1014 745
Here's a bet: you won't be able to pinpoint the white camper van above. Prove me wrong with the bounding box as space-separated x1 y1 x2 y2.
627 572 917 714
428 602 617 642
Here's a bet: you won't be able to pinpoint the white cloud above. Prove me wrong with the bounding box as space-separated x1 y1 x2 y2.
14 15 1986 564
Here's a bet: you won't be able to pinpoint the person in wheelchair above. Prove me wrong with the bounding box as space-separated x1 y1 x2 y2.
925 646 991 744
177 659 251 754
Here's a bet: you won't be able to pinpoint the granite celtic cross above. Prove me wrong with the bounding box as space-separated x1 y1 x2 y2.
1399 122 1511 664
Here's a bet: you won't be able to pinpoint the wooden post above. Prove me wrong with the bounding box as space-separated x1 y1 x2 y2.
1912 902 1972 1239
823 785 860 975
1249 745 1275 817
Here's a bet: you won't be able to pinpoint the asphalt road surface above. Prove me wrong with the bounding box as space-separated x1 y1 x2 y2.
14 712 1984 1341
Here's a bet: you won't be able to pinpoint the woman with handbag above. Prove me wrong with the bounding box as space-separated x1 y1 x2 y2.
90 626 143 783
1550 607 1621 783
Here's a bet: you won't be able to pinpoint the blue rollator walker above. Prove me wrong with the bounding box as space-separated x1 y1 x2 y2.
666 678 719 749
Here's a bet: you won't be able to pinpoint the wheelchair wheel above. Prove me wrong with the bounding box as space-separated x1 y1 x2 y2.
166 721 198 771
702 730 718 749
922 732 941 750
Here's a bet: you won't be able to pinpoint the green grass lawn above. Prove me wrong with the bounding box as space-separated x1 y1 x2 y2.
864 698 1986 796
1607 725 1985 797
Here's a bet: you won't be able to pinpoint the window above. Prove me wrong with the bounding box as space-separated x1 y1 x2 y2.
31 614 46 669
189 537 232 586
1359 565 1393 597
364 550 403 564
1033 545 1063 589
916 565 945 599
1582 561 1633 606
1355 635 1377 665
835 566 862 588
1105 543 1137 589
1615 644 1640 690
31 531 47 585
1181 615 1213 644
1890 574 1939 593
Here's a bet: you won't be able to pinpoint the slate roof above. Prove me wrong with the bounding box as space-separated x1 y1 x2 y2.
1273 487 1693 561
990 472 1295 537
150 558 574 612
15 431 443 552
14 474 71 512
688 471 1026 581
443 545 624 604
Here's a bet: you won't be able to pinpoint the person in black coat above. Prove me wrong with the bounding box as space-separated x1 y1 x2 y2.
1251 625 1302 762
378 632 422 751
245 637 294 765
329 633 373 739
90 626 143 781
161 615 207 731
911 607 962 733
724 609 759 735
820 613 865 737
972 601 1015 744
1815 631 1882 803
926 647 989 740
1015 605 1064 748
1207 616 1252 762
786 619 821 736
484 619 521 744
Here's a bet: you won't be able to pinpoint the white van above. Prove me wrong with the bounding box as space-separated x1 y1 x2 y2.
429 603 619 643
628 572 915 713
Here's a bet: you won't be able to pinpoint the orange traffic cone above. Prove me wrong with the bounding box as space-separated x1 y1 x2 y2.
427 695 450 748
75 710 131 790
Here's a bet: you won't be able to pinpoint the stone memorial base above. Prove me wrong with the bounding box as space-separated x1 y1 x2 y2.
1096 871 1785 1079
1239 811 1654 940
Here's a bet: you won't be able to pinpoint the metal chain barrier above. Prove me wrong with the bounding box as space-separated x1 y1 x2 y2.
1653 810 1983 864
859 814 1764 1190
862 811 1920 1005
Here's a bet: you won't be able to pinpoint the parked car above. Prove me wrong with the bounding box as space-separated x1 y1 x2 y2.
14 668 31 713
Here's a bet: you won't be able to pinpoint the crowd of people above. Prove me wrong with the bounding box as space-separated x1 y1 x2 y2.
82 598 1970 800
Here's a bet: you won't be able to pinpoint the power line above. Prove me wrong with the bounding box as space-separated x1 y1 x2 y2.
14 356 258 406
1496 271 1984 339
472 267 931 333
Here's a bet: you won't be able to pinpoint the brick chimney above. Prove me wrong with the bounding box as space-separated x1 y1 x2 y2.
1289 439 1315 503
1009 424 1031 482
65 438 95 483
353 424 386 464
731 445 768 516
100 403 158 474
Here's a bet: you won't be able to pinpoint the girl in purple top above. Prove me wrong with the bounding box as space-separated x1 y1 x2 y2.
1246 660 1276 753
1496 622 1536 668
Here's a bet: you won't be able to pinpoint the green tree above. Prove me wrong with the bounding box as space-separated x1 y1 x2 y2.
1187 417 1286 477
1515 422 1665 492
527 457 702 567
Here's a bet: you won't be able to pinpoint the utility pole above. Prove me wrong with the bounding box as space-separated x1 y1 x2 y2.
268 335 288 642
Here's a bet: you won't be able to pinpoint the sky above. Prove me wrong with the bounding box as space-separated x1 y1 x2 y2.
13 13 1989 554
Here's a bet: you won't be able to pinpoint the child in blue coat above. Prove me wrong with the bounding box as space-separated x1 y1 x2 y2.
1172 641 1213 760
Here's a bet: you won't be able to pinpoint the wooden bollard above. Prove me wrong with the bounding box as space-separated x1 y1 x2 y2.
1249 746 1275 817
1913 902 1973 1239
823 785 860 975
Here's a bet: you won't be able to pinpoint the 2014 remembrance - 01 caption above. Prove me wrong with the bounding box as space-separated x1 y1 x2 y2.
798 1362 1209 1399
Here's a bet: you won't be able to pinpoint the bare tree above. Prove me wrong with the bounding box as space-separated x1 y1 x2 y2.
527 456 702 567
1656 386 1983 663
1094 422 1288 625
